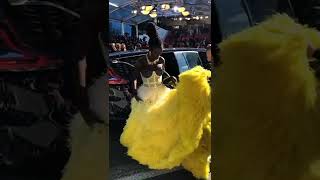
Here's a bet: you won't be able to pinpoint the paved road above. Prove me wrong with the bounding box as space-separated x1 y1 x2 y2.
110 119 196 180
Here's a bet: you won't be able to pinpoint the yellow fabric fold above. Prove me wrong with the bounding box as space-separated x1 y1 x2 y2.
120 66 211 179
61 114 108 180
214 14 320 180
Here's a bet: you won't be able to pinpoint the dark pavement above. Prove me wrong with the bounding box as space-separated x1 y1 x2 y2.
110 119 196 180
0 86 66 180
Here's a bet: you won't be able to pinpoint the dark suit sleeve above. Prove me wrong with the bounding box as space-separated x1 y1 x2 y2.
134 59 142 80
313 49 320 60
70 0 106 62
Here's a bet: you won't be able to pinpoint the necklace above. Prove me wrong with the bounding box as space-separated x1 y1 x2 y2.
146 54 159 65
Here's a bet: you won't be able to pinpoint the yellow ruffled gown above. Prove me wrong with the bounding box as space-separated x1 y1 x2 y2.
120 66 211 179
60 113 108 180
214 14 320 180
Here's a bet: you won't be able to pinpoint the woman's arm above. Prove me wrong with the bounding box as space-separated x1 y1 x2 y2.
160 56 177 88
132 59 143 101
78 57 87 87
133 60 141 91
160 56 166 71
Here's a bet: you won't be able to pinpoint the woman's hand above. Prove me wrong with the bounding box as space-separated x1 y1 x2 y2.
163 76 178 89
134 95 143 102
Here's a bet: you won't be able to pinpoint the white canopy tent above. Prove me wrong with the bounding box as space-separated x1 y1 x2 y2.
109 0 211 37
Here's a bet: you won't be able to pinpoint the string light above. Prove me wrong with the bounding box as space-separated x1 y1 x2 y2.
141 10 150 15
149 10 157 18
139 3 192 18
173 6 179 12
145 5 153 11
178 7 186 12
161 4 170 10
132 10 137 14
182 11 190 16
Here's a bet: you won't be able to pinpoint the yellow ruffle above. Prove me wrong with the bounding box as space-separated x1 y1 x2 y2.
61 114 108 180
120 66 211 179
214 14 320 180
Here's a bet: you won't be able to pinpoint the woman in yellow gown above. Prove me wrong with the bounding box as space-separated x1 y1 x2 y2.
120 22 211 179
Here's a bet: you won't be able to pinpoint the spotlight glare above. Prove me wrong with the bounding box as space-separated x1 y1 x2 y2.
178 7 186 12
109 2 118 7
173 6 179 12
141 10 150 15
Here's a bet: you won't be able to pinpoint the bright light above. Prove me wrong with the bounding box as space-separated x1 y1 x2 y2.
182 11 190 16
141 6 146 10
109 2 118 7
178 7 186 13
196 16 199 20
132 10 137 14
200 16 203 19
161 4 170 10
205 16 209 19
146 5 154 11
185 17 191 20
149 11 157 18
173 6 179 12
179 17 183 21
141 10 150 15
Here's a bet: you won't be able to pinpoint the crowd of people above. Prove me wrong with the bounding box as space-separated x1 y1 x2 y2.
109 33 148 52
109 28 210 53
164 29 210 48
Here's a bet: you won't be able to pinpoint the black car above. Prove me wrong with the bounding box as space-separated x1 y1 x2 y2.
0 1 82 178
109 48 209 119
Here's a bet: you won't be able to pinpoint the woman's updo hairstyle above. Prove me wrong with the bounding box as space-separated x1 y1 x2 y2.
146 22 163 51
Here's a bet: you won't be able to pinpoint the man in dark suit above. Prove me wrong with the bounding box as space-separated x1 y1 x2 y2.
62 0 107 125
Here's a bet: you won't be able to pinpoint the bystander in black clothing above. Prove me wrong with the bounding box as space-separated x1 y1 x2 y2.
312 49 320 60
61 0 107 123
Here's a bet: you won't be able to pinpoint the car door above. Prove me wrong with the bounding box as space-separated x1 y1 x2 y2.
215 0 295 39
174 51 202 73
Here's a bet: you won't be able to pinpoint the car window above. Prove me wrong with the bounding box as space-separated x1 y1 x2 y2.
0 49 23 59
161 52 179 77
183 52 202 69
174 52 189 73
216 0 251 38
111 55 143 80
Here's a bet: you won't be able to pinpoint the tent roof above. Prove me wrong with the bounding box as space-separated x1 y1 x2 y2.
109 0 211 25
